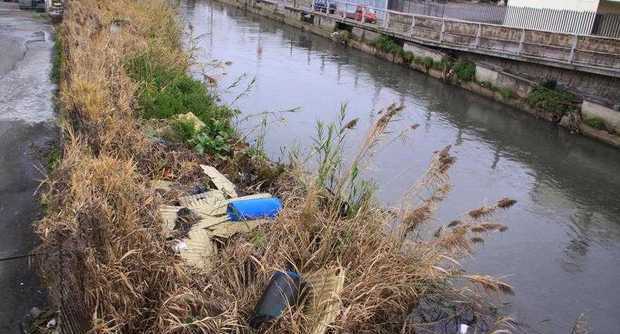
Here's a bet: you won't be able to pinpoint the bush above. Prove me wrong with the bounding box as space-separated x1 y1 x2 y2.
126 51 238 155
422 56 434 70
400 50 415 64
372 35 402 55
527 85 579 115
454 61 476 82
584 117 606 130
498 88 513 99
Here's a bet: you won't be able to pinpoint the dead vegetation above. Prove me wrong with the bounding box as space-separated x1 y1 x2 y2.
37 0 519 333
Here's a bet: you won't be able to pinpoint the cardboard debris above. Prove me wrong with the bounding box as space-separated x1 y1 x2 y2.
303 267 346 334
178 227 215 269
159 205 183 232
151 180 174 191
178 190 226 208
200 165 238 198
207 220 265 239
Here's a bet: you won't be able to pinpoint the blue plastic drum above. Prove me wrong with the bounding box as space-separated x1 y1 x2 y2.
227 197 283 221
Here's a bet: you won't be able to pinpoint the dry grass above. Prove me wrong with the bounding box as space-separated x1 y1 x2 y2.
37 0 519 333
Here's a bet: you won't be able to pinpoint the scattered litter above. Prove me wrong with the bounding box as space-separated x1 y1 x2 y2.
151 180 173 191
200 165 238 198
303 267 346 334
208 220 265 239
173 240 188 252
46 318 57 328
175 112 206 131
159 205 184 232
459 324 470 334
227 197 282 221
179 190 226 209
249 271 302 329
178 227 215 269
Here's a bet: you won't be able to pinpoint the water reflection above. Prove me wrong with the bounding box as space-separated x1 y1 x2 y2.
181 2 620 332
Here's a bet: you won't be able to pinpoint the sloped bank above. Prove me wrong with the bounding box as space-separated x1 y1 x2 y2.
214 0 620 148
38 0 521 333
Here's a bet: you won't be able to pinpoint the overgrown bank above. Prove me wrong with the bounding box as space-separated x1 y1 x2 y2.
38 0 518 333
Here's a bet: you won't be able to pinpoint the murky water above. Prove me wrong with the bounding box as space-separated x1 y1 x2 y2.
181 1 620 332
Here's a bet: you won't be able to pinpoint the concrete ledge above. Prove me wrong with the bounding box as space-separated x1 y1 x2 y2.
582 100 620 133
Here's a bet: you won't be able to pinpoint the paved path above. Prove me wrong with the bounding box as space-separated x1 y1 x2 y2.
0 2 55 332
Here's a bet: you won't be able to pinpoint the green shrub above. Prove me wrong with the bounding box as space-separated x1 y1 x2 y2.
454 61 476 82
498 88 513 99
584 117 606 130
172 119 198 142
372 35 402 55
527 85 579 115
125 51 238 155
422 56 434 70
400 50 415 64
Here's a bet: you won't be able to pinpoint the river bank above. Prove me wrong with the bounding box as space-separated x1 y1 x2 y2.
210 0 620 149
37 0 522 332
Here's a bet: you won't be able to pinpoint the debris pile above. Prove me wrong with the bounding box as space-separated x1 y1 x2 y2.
156 165 280 269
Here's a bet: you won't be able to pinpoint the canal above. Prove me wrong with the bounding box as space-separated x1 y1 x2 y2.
181 1 620 332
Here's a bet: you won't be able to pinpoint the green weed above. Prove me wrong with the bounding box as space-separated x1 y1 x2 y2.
584 117 606 130
125 51 238 155
454 61 476 82
527 85 579 115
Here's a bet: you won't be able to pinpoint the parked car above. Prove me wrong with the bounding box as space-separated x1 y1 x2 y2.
313 0 336 14
18 0 45 11
343 5 376 23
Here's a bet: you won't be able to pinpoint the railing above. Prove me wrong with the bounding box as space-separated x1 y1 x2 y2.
280 0 620 74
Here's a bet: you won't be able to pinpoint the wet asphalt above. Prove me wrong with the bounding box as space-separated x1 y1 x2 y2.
0 2 55 332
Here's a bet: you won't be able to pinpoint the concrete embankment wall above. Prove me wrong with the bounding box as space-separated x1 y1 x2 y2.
213 0 620 147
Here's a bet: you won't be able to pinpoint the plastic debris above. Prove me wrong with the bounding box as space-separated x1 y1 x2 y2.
227 197 282 221
200 165 238 198
303 267 346 334
173 240 188 252
175 112 206 131
459 324 469 334
249 271 302 329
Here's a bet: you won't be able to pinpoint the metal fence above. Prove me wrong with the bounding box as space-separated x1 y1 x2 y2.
504 6 597 35
593 13 620 38
389 0 507 24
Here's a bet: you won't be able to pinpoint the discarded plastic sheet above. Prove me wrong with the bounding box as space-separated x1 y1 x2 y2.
249 271 302 329
227 197 282 221
178 226 215 269
208 220 264 239
151 180 173 191
303 267 346 334
200 165 238 198
178 190 226 208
